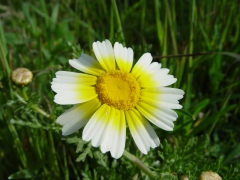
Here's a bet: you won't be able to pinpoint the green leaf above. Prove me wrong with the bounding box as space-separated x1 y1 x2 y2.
4 33 24 46
50 4 59 32
220 52 240 61
223 144 240 164
192 99 210 117
8 169 39 179
76 144 92 162
76 140 85 153
41 46 51 60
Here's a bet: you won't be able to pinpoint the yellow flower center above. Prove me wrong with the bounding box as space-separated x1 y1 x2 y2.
96 70 140 111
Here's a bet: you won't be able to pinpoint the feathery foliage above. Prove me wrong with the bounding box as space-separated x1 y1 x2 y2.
0 0 240 179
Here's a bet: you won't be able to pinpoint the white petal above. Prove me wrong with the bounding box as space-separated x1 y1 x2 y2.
157 87 185 95
51 83 97 105
93 40 115 71
140 76 177 87
82 104 110 146
138 68 169 82
111 110 126 158
114 42 133 73
52 71 97 85
139 99 178 121
141 96 182 109
137 67 177 87
140 87 184 109
125 109 160 154
69 54 105 76
145 62 162 72
141 87 184 100
136 100 178 131
131 53 152 79
100 108 126 159
57 98 101 136
100 108 116 153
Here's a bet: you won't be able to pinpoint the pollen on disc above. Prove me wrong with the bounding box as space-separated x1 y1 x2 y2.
96 70 140 111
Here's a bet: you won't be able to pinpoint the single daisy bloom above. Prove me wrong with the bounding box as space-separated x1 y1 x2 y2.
51 39 184 159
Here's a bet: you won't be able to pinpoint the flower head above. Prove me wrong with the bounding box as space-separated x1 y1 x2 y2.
51 40 184 159
200 171 222 180
11 67 33 87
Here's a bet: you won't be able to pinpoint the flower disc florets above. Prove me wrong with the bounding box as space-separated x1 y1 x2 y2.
96 70 140 111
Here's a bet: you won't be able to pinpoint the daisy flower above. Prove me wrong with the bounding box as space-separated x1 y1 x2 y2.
51 39 184 159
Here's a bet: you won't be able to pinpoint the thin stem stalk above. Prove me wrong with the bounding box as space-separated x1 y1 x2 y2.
153 52 214 59
123 150 155 179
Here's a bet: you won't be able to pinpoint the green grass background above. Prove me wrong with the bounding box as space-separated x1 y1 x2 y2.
0 0 240 179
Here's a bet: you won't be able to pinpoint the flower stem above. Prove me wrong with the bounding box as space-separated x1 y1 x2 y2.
123 150 156 179
21 87 29 101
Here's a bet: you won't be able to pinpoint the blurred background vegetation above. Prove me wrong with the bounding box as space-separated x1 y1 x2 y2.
0 0 240 179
